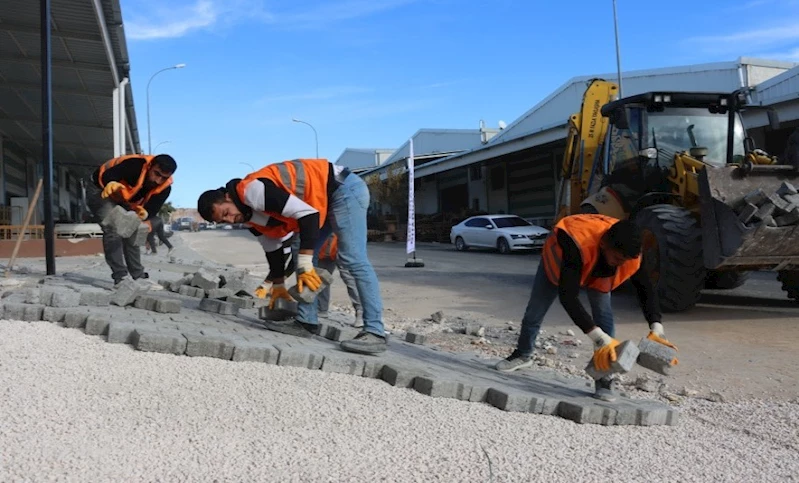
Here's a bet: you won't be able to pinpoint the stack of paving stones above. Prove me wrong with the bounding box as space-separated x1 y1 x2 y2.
159 268 257 317
735 182 799 227
0 273 679 427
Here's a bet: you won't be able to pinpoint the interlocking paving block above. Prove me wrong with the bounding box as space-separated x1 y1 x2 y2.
3 303 46 322
405 332 426 345
134 296 158 311
558 401 618 425
207 288 234 300
584 340 640 380
132 328 187 355
84 314 112 336
467 385 490 403
155 299 181 314
413 377 472 400
111 280 142 307
324 326 360 342
637 337 678 375
107 321 141 344
362 361 384 379
258 304 296 321
486 388 559 414
226 296 255 310
79 290 111 307
275 345 324 369
178 285 194 297
191 268 220 291
217 301 238 316
24 289 41 304
380 364 425 388
42 307 67 323
101 205 141 238
198 298 221 313
183 332 236 359
231 338 280 364
63 311 89 329
46 290 81 308
321 355 366 375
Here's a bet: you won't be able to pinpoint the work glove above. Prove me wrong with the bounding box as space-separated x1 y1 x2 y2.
268 283 293 309
296 253 322 292
647 322 679 366
101 181 124 199
254 281 271 299
587 327 621 372
134 206 148 220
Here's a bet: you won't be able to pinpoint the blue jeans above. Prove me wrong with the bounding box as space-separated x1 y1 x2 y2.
296 174 385 337
516 262 614 357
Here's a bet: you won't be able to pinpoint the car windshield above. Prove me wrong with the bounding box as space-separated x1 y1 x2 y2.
492 216 531 228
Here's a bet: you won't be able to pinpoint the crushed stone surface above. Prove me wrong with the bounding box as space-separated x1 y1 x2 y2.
2 321 798 482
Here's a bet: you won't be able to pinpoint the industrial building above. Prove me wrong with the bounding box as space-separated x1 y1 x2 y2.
345 57 799 228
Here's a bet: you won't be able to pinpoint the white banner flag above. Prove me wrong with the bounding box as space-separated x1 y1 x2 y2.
406 138 416 254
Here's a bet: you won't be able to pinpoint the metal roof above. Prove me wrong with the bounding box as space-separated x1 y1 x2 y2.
0 0 141 175
416 57 797 178
752 64 799 107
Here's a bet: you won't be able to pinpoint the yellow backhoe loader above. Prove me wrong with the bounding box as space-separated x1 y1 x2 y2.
555 79 799 312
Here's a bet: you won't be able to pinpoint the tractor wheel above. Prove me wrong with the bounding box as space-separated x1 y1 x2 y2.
777 270 799 301
705 270 750 290
634 204 706 312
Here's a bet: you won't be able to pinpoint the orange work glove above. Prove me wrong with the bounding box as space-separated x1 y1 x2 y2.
296 254 322 292
648 322 679 366
268 284 293 309
101 181 124 200
587 327 620 372
134 206 148 220
254 282 271 299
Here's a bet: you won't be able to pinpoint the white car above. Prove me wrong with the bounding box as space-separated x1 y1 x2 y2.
450 215 550 254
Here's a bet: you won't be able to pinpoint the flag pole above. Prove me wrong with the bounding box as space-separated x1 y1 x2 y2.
404 138 424 268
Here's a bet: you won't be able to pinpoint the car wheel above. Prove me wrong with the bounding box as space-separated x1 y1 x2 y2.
497 237 511 254
455 236 468 251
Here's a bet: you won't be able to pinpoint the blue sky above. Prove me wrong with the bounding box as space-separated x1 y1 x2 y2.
121 0 799 208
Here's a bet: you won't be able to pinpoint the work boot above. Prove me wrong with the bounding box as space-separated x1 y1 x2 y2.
593 376 617 402
353 310 364 328
262 319 320 338
113 274 133 289
495 349 534 372
340 331 387 355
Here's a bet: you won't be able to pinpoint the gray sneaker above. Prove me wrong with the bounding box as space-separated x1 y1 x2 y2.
495 350 534 372
593 376 617 402
340 331 387 355
263 319 320 338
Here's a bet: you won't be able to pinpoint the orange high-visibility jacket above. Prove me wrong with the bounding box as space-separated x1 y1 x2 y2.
541 214 641 293
236 159 331 228
318 234 338 261
97 154 173 209
247 219 297 239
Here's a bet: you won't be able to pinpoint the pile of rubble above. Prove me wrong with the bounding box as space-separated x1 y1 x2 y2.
735 181 799 227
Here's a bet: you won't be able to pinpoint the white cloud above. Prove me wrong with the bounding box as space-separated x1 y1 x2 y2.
257 86 374 104
125 0 220 40
686 22 799 58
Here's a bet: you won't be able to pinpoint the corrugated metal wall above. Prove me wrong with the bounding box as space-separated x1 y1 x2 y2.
3 140 27 199
507 154 555 218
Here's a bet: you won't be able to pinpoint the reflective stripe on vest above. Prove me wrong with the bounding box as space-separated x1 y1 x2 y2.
541 214 641 293
97 154 173 209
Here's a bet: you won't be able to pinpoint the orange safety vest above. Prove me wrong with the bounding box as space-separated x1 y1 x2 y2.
247 219 297 239
319 234 338 260
97 154 173 209
236 159 331 229
541 214 641 293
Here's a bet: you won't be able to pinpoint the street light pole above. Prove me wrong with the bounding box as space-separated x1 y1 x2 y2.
292 118 319 158
612 0 623 97
147 63 185 154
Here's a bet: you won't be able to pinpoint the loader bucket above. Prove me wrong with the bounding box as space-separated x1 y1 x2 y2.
699 164 799 270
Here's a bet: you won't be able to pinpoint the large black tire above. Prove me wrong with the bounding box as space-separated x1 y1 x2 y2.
634 205 706 312
705 270 750 290
777 270 799 301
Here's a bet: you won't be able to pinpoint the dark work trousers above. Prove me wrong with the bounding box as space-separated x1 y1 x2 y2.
85 185 144 284
146 217 173 254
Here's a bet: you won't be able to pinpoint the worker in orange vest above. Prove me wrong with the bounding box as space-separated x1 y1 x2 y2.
197 158 386 355
315 233 363 327
87 154 177 288
494 214 677 402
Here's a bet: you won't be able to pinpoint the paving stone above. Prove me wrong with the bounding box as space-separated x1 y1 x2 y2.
324 326 360 342
737 203 758 224
191 268 220 291
413 377 472 400
6 303 46 322
405 332 426 345
584 340 640 380
155 299 182 314
111 280 142 307
380 364 424 388
361 361 384 378
207 288 234 299
199 298 221 313
231 339 280 363
132 328 187 355
637 337 678 375
225 296 255 310
84 314 112 336
63 311 88 329
79 290 111 307
557 401 617 425
178 285 194 297
134 296 158 311
217 301 238 316
275 345 324 369
743 188 768 206
45 289 81 308
107 321 141 344
42 307 67 323
101 205 141 238
24 289 41 304
183 332 235 359
486 388 559 414
321 355 366 375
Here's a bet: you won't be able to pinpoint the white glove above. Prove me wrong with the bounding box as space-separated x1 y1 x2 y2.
587 327 613 348
297 253 314 273
649 322 665 337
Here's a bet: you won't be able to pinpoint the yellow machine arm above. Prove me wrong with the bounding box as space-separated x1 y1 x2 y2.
555 79 619 222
